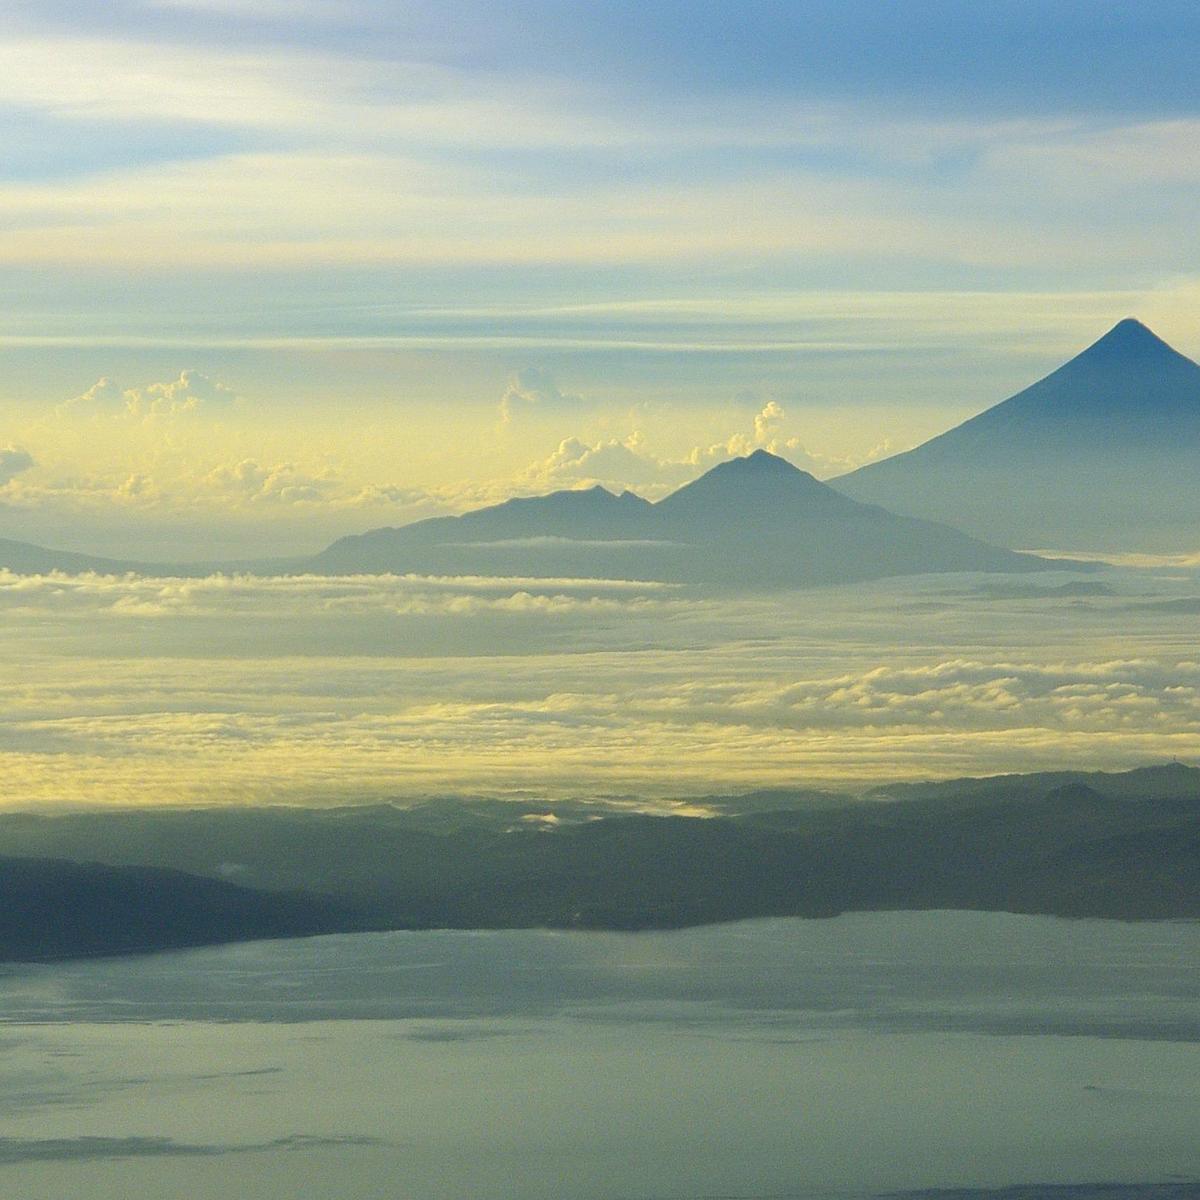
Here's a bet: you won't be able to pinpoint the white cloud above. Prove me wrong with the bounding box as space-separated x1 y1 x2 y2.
59 371 236 418
140 371 236 415
0 567 1196 805
203 459 334 505
526 433 696 491
517 401 894 499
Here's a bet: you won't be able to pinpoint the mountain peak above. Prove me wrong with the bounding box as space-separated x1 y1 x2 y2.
1075 317 1184 365
710 449 812 479
741 448 798 471
654 450 858 525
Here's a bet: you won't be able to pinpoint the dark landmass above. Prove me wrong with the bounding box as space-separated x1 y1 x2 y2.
885 1184 1200 1200
1 764 1197 962
836 319 1200 551
0 451 1060 590
0 857 370 962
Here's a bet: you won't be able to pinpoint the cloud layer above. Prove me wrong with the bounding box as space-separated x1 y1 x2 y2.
1 565 1196 806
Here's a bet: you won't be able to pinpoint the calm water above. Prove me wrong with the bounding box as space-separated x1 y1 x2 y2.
1 912 1199 1200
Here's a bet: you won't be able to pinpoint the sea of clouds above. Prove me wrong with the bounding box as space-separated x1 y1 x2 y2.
1 565 1198 805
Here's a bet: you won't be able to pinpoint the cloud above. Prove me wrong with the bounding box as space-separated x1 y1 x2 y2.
527 433 696 491
0 567 1196 806
498 368 584 424
518 402 893 499
0 446 35 485
140 370 236 414
203 459 335 505
59 372 237 418
58 377 131 414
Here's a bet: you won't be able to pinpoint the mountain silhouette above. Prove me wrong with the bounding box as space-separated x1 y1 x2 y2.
835 319 1200 551
312 449 1055 588
0 453 1068 588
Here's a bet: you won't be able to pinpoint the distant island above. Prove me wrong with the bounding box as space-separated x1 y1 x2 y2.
3 763 1197 963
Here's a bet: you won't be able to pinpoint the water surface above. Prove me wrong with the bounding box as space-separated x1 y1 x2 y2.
1 912 1198 1200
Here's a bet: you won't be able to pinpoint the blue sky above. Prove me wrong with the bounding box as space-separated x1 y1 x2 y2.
0 0 1198 555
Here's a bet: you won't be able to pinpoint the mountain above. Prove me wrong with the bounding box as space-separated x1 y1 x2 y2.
2 763 1197 958
312 484 660 577
0 856 366 962
835 319 1200 551
0 537 146 575
312 450 1055 588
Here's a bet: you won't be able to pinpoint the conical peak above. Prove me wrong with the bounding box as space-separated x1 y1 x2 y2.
1076 317 1183 364
718 449 809 477
655 449 849 521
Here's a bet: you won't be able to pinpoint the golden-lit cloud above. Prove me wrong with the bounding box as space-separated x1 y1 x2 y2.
1 567 1196 806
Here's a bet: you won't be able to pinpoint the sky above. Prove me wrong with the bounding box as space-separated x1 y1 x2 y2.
2 0 1200 556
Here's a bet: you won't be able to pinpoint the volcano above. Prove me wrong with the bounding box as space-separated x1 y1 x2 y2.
835 319 1200 551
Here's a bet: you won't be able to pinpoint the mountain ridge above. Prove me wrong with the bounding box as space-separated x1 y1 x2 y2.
2 761 1197 961
311 450 1055 587
0 452 1066 588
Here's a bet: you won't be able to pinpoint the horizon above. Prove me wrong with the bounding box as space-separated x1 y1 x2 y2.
2 314 1194 561
4 2 1200 561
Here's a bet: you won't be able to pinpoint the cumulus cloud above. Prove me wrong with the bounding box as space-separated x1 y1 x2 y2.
526 433 696 491
498 368 584 424
140 370 236 414
690 400 893 478
518 401 893 498
203 459 335 505
0 445 35 485
59 371 237 418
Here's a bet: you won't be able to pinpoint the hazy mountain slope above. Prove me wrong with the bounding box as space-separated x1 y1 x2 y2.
0 537 299 578
311 485 665 578
0 537 145 575
0 453 1060 587
312 450 1053 588
836 319 1200 551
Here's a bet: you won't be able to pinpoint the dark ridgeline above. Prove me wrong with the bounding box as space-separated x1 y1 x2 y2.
836 319 1200 550
2 763 1197 961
